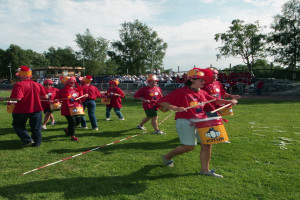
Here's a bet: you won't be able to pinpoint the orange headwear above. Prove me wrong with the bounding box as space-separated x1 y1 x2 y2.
147 74 158 82
187 68 214 84
16 66 32 78
109 79 119 86
60 76 70 85
80 75 93 84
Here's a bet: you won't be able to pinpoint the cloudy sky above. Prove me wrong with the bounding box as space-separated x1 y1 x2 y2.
0 0 287 71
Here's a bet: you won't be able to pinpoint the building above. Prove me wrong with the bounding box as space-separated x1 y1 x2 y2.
32 66 85 79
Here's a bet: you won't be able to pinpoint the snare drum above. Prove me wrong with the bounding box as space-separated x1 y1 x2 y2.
190 116 229 144
101 96 110 104
69 103 85 116
219 105 233 116
7 101 17 113
50 101 61 111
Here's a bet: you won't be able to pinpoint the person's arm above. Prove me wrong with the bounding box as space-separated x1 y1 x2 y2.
224 93 241 99
158 102 186 112
216 98 238 105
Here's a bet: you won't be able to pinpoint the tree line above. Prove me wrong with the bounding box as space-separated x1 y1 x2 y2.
0 0 299 80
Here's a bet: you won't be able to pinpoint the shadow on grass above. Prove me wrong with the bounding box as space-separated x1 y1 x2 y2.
0 139 23 150
48 138 179 155
0 128 14 136
0 165 197 199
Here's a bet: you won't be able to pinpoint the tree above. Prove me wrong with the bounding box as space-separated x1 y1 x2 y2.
109 19 167 74
75 29 109 75
215 19 267 73
44 46 79 67
267 0 300 79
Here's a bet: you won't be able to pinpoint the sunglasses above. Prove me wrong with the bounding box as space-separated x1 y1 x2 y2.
69 82 75 84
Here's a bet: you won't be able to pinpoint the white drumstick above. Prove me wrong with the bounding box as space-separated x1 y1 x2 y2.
183 99 216 111
211 103 231 113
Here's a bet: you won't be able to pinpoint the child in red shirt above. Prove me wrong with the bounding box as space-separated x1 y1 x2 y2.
105 80 125 121
134 75 165 134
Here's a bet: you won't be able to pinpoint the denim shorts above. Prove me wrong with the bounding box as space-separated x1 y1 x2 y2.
176 118 201 146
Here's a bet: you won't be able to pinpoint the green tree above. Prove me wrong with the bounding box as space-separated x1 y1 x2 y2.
75 29 109 75
215 19 267 73
267 0 300 79
109 19 167 74
44 46 79 67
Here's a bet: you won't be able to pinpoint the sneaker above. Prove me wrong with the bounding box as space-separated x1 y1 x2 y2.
71 137 79 141
41 125 47 130
118 118 125 120
200 169 223 178
93 128 99 131
223 141 231 144
50 121 55 126
22 141 34 148
161 155 174 167
106 118 110 121
136 125 146 130
81 126 88 129
154 130 166 135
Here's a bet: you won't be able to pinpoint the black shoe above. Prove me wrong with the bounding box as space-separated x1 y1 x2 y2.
22 141 34 148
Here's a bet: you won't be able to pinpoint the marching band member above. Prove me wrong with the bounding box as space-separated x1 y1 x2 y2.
55 76 87 141
202 68 241 109
80 75 102 131
105 79 125 121
134 75 165 134
0 66 48 147
158 67 237 178
41 79 59 130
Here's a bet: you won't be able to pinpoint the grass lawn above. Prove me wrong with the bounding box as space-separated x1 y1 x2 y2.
0 90 299 200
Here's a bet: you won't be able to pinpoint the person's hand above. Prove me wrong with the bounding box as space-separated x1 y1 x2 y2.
231 95 241 99
143 99 151 103
231 99 238 105
174 106 186 112
84 94 89 97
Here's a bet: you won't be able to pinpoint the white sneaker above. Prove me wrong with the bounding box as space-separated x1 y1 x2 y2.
136 125 146 130
161 155 174 167
93 128 99 131
154 130 166 135
200 169 223 178
106 118 110 121
41 125 47 130
81 126 88 129
118 118 125 120
50 121 55 126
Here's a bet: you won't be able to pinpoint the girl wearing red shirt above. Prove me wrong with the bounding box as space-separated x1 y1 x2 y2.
41 79 59 130
105 80 125 121
158 68 237 178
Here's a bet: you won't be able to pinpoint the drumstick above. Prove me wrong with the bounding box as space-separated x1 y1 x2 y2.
183 99 216 111
75 95 87 101
211 103 232 113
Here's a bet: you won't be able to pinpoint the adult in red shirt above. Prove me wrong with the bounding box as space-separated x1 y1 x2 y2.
41 79 59 130
55 76 87 141
0 66 48 147
202 68 240 109
79 76 102 131
134 75 165 134
158 68 238 178
257 80 264 95
105 79 125 121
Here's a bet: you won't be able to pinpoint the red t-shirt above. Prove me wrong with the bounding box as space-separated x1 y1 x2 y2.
157 86 216 120
134 86 163 110
81 85 101 100
106 87 125 108
41 87 59 110
55 87 82 116
202 81 226 108
10 79 47 113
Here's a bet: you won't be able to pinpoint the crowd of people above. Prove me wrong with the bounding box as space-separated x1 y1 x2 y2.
0 65 241 178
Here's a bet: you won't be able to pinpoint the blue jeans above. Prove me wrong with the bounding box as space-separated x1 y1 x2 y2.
81 99 98 129
12 112 42 146
106 107 123 119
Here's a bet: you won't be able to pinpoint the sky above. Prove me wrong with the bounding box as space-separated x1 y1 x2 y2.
0 0 288 72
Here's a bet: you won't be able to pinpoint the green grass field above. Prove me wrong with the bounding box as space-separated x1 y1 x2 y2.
0 90 299 200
